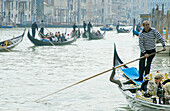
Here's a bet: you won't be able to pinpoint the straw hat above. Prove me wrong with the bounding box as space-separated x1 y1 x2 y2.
154 73 163 79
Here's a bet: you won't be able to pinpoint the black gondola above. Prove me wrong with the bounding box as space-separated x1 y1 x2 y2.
0 28 26 51
116 27 131 33
27 30 77 46
86 31 105 40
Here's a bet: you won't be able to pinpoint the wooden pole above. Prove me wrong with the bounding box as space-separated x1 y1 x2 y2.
166 10 169 41
155 4 159 30
133 18 135 36
34 50 164 102
160 4 164 36
158 10 161 33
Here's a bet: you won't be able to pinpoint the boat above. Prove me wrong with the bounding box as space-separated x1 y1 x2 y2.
116 27 131 33
0 28 26 51
100 25 113 31
100 27 113 31
110 44 170 110
82 32 87 38
27 30 77 46
86 31 105 40
1 25 14 28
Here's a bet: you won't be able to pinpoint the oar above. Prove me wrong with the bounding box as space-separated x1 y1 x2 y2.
39 32 55 46
0 45 11 52
34 50 164 102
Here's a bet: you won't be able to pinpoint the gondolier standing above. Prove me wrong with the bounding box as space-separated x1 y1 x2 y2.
73 23 77 32
87 22 92 33
83 21 86 32
39 20 45 37
135 20 166 81
31 21 38 38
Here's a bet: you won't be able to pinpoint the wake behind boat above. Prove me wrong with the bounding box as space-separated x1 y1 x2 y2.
0 28 26 52
27 30 77 46
110 44 170 110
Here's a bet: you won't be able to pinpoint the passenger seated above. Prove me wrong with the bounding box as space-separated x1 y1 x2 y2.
146 73 163 97
61 33 66 42
97 30 101 36
52 36 58 42
163 81 170 104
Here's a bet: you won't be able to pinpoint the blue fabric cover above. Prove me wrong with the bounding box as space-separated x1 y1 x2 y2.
122 67 144 86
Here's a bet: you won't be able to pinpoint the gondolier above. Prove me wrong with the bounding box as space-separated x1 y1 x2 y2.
39 20 45 37
73 23 77 32
135 20 166 81
31 21 38 38
87 22 92 33
83 21 86 32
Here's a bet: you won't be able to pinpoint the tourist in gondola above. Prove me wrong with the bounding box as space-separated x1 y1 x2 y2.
57 32 62 41
164 82 170 104
147 73 163 95
39 20 45 38
31 21 38 38
73 23 77 32
135 20 166 81
61 33 66 42
87 22 92 33
83 21 86 32
96 30 101 36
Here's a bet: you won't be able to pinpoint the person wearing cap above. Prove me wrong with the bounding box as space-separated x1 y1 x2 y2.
31 21 38 37
135 20 166 81
163 82 170 104
146 73 163 96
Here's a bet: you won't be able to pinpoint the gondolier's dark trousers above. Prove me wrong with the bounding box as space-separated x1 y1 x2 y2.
32 28 36 38
139 49 156 78
40 28 44 37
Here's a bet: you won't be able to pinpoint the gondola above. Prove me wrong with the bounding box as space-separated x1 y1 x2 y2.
100 27 113 31
110 44 170 110
86 31 105 40
27 30 77 46
116 27 131 33
0 28 26 52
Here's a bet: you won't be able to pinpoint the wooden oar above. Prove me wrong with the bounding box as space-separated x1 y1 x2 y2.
34 50 164 102
0 45 11 52
39 32 55 46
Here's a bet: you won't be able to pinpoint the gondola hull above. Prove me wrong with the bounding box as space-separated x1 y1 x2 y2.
0 28 26 51
100 27 113 31
116 28 131 33
86 31 105 40
27 30 77 46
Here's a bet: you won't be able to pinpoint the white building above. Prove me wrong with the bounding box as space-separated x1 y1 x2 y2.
0 0 32 26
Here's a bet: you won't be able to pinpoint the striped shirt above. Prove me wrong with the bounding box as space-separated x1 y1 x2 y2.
139 28 165 54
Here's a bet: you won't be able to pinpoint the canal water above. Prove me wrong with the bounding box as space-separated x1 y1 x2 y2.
0 27 169 111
